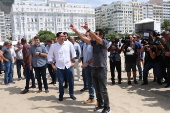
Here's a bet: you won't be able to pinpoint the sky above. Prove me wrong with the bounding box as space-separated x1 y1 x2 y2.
65 0 149 7
33 0 150 7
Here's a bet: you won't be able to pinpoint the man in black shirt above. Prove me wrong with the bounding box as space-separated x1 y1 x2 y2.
140 41 162 85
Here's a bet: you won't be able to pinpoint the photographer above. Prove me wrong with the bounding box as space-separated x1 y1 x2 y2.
108 36 122 84
121 35 140 85
140 40 162 85
161 31 170 88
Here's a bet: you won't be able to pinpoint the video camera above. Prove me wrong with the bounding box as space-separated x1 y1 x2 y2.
121 37 130 45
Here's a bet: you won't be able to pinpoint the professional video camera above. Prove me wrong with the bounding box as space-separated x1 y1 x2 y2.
141 38 149 45
154 40 161 45
152 30 161 37
121 37 130 45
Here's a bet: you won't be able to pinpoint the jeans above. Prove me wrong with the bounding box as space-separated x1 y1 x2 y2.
11 63 14 78
82 68 88 89
16 59 23 78
92 67 110 108
72 59 80 79
47 64 56 83
143 62 162 83
25 63 35 90
34 65 48 90
110 60 121 81
55 67 74 98
84 66 94 99
4 61 13 84
137 61 143 78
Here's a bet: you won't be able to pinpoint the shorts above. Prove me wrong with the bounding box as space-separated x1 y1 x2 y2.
125 63 136 72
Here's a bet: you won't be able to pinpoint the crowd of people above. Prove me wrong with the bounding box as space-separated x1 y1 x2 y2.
0 22 170 113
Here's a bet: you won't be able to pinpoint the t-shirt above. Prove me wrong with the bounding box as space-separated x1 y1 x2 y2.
14 45 23 60
124 43 139 63
135 42 144 58
144 46 159 63
108 44 121 62
90 39 108 67
1 46 13 62
22 44 30 64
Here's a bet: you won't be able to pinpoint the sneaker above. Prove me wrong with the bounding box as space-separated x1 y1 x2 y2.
37 90 42 93
4 83 10 86
80 88 88 92
29 86 36 88
21 89 29 94
45 90 49 93
9 81 15 84
70 96 76 100
18 77 22 81
128 81 131 85
78 79 81 81
101 107 111 113
94 106 104 112
84 99 95 104
59 97 63 101
141 82 148 85
134 80 138 84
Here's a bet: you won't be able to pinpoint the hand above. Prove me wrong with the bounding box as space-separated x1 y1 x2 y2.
6 59 10 62
165 52 170 57
82 63 89 68
20 47 23 49
52 65 57 71
34 52 40 56
70 24 76 31
30 65 33 70
71 62 75 67
81 21 89 30
158 45 164 50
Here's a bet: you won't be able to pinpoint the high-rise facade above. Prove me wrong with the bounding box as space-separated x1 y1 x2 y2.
0 11 6 41
162 1 170 20
11 0 95 41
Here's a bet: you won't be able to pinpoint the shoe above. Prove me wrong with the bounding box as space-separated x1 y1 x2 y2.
118 80 121 84
29 86 36 88
141 82 148 85
112 81 115 85
94 106 104 112
139 77 142 81
58 97 63 101
80 88 88 92
157 81 162 85
9 81 15 84
83 99 95 104
37 90 42 93
45 90 49 93
4 83 10 85
21 89 29 94
70 96 76 100
18 77 22 81
165 84 170 88
162 81 168 84
78 79 81 81
134 80 138 84
101 107 111 113
128 81 131 85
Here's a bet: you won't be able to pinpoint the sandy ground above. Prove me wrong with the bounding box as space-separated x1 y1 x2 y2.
0 57 170 113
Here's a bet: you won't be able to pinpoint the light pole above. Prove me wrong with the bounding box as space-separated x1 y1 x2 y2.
21 7 25 39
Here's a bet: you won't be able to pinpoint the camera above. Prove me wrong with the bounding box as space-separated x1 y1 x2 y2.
121 37 130 45
141 38 149 45
154 40 161 45
145 46 150 51
152 30 160 37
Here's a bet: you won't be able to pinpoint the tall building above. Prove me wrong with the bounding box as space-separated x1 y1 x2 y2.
5 14 12 38
153 4 163 22
0 11 6 41
149 0 163 5
162 1 170 20
11 0 95 41
142 3 153 19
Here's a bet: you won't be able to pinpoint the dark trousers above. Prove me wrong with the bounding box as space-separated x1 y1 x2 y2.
92 67 110 108
143 62 162 83
56 67 74 98
161 59 168 82
34 65 48 90
82 68 88 89
25 63 35 90
110 60 121 81
16 59 23 78
166 68 170 85
47 64 56 84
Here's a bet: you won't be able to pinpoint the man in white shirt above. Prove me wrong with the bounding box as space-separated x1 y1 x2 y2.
48 32 77 101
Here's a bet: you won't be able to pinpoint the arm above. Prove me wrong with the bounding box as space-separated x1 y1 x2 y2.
70 24 91 45
77 44 81 59
15 47 23 53
81 22 103 45
1 51 9 62
148 49 156 59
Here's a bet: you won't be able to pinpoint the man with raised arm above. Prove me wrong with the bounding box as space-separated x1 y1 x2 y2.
70 22 110 113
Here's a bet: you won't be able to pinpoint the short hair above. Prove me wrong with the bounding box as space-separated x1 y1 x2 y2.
161 31 170 36
56 32 63 37
21 38 27 43
4 40 10 46
46 39 52 43
70 36 75 39
63 32 68 36
34 36 40 40
95 29 105 38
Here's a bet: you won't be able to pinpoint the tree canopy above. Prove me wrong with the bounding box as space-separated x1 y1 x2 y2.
37 30 56 43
